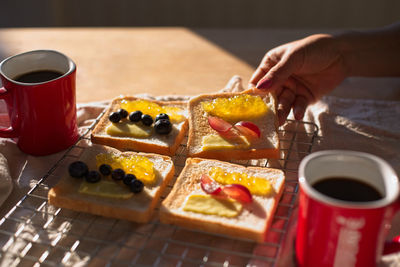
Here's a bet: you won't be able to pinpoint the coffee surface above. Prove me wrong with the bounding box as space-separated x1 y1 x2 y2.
14 70 63 83
312 176 383 202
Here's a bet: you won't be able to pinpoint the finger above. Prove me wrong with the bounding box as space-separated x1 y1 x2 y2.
290 80 314 120
248 67 267 89
292 75 316 103
277 108 287 126
293 95 309 120
257 52 302 91
247 76 294 95
278 77 297 98
249 54 277 89
277 87 296 125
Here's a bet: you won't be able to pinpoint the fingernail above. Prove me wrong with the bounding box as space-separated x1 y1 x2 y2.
294 106 305 120
256 78 272 89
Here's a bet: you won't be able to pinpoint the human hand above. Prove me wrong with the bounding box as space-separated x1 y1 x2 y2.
249 34 348 125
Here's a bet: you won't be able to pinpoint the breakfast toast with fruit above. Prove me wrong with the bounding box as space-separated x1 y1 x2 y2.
91 96 189 156
48 144 175 223
159 158 285 242
186 91 280 160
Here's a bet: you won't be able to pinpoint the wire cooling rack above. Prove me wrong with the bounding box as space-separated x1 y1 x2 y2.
0 114 318 267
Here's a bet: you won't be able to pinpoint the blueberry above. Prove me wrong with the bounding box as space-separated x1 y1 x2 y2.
155 113 170 122
130 179 144 193
68 161 88 178
109 112 121 123
129 111 142 122
154 119 172 135
123 173 137 185
86 170 101 183
141 114 153 126
99 164 112 176
112 168 125 180
118 108 129 119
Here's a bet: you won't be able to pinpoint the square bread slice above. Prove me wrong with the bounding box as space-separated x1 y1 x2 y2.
186 91 280 160
48 144 175 223
159 158 285 242
91 96 189 156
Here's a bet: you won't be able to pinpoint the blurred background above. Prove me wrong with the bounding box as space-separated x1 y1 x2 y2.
1 0 400 29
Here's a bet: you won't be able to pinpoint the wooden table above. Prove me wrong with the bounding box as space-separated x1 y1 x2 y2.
1 27 399 103
0 27 258 102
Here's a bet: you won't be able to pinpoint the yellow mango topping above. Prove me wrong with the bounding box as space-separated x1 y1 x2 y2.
209 167 273 196
106 122 152 138
96 153 156 186
78 180 133 199
201 94 268 122
183 195 242 217
201 134 250 151
120 100 185 123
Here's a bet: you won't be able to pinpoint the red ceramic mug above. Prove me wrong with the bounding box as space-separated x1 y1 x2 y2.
0 50 79 156
296 150 399 267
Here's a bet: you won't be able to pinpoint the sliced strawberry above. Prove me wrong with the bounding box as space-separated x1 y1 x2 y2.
234 121 261 138
222 184 253 203
200 174 222 195
201 173 253 203
208 116 232 133
235 125 259 139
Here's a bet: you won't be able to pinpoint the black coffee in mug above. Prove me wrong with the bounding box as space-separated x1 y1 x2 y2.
312 176 383 202
14 70 64 83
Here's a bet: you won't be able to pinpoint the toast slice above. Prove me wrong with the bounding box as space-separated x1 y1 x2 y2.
187 91 280 160
91 96 189 156
48 144 175 223
159 158 285 242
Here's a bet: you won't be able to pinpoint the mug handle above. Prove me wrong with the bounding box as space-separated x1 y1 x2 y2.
0 87 18 138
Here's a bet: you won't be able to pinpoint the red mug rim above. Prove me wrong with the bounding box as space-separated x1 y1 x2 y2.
0 50 76 86
299 150 399 209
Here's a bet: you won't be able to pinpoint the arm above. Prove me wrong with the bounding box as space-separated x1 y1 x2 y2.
249 23 400 124
339 22 400 77
249 22 400 125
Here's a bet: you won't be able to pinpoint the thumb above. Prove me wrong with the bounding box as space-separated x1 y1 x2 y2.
256 54 301 91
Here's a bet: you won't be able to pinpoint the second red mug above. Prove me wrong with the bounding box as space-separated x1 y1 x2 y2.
296 150 399 267
0 50 79 156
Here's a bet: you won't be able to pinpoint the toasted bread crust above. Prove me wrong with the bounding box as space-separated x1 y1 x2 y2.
160 157 285 242
186 91 280 160
48 144 175 223
91 96 189 156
